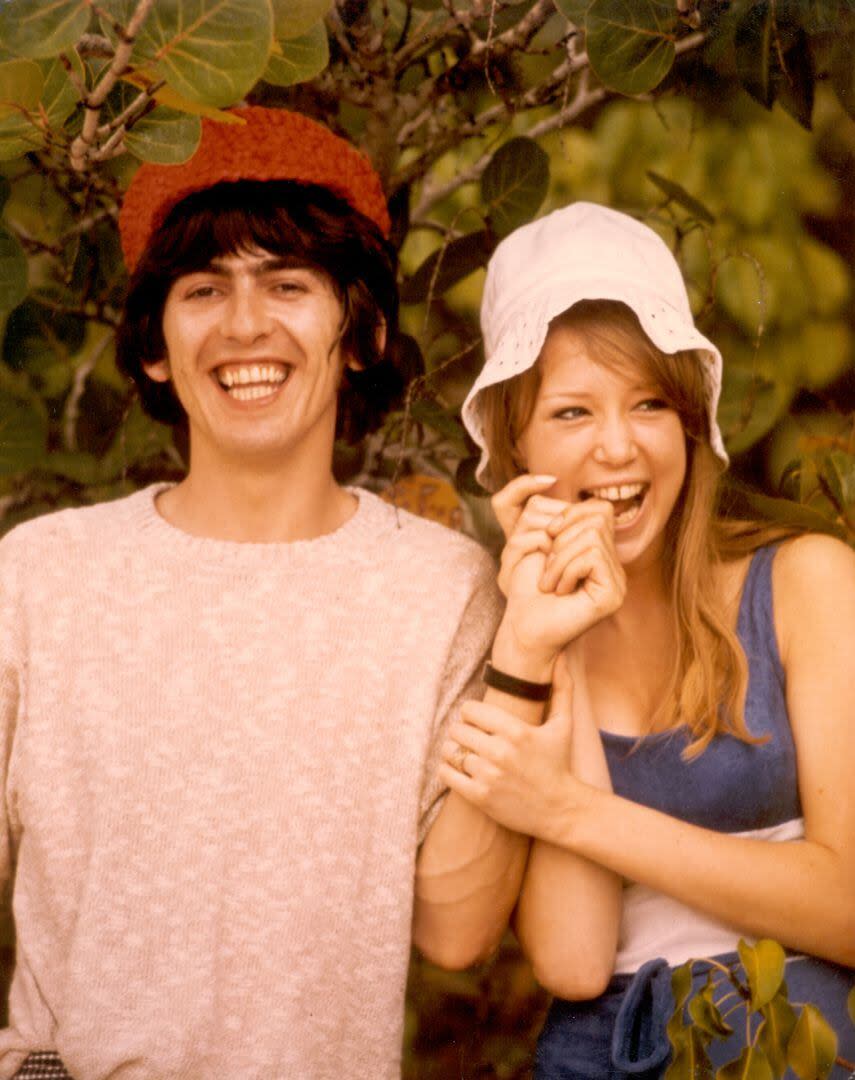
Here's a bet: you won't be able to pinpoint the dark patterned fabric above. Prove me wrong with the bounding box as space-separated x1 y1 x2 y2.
12 1052 74 1079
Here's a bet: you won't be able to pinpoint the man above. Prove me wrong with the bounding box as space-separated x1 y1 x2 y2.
0 108 550 1080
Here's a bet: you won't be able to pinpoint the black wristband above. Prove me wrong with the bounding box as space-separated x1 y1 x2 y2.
483 662 552 702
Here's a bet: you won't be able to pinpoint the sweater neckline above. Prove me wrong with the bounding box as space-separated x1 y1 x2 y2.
125 482 393 571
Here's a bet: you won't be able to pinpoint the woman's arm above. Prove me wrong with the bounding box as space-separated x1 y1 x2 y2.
513 647 622 1000
415 477 628 972
445 535 855 968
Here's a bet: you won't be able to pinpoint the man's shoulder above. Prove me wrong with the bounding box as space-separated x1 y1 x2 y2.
0 488 148 563
360 489 496 581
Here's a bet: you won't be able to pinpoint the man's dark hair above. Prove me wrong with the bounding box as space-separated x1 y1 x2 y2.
115 179 402 443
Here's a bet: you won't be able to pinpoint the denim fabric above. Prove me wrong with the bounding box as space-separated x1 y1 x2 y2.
535 954 855 1080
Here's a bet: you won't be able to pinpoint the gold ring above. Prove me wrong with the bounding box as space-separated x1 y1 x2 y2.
450 744 469 774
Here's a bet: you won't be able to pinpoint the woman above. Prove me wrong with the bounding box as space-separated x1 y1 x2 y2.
442 202 855 1077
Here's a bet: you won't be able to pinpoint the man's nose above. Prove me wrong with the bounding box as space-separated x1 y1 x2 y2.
220 285 274 342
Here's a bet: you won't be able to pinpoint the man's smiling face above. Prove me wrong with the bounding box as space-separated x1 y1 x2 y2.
146 248 349 468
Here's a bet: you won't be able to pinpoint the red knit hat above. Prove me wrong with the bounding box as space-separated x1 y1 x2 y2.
118 106 391 272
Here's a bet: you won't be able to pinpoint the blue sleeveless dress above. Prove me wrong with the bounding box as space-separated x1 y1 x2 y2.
535 546 855 1079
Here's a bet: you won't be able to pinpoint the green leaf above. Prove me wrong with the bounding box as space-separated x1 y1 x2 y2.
671 961 695 1015
0 0 91 60
42 450 105 485
666 1025 714 1080
102 0 273 107
39 48 86 129
263 23 330 88
0 229 27 314
481 137 549 239
786 1004 838 1080
455 455 485 497
776 30 814 130
646 171 715 224
553 0 592 25
270 0 332 39
715 1045 774 1080
0 59 44 118
719 369 793 456
738 939 786 1010
409 398 467 444
124 106 202 164
0 392 47 475
758 991 797 1078
830 31 855 120
819 449 855 511
400 231 493 304
586 0 678 95
734 0 776 108
800 0 844 33
742 489 844 540
689 978 733 1039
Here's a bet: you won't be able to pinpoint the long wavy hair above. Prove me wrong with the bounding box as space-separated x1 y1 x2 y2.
479 300 801 756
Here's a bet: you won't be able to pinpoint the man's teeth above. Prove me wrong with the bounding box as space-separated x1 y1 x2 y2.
217 364 289 398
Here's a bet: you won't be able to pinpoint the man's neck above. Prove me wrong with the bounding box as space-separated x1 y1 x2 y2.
155 458 357 544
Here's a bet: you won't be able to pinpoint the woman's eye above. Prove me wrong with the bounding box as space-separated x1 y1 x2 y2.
636 398 668 412
555 406 589 421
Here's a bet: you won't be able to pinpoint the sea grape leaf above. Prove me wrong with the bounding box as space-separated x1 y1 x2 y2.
101 0 273 108
0 0 91 60
586 0 678 95
270 0 333 39
263 23 330 88
0 392 47 475
0 229 27 314
481 136 549 238
124 105 201 164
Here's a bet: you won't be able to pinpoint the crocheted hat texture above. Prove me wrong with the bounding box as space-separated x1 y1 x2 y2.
119 106 391 272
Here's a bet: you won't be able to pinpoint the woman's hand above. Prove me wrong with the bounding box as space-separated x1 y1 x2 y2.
440 659 585 843
498 504 627 657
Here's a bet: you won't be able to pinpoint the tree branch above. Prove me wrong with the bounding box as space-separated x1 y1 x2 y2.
69 0 157 171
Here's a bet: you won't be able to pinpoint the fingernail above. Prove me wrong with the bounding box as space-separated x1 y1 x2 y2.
533 475 557 483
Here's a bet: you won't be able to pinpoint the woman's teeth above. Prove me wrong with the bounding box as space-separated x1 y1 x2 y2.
216 364 290 400
581 482 647 525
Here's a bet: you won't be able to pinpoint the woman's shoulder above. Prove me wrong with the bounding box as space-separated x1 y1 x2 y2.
772 532 855 594
772 533 855 662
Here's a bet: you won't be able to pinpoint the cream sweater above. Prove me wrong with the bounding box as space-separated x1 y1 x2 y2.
0 485 502 1079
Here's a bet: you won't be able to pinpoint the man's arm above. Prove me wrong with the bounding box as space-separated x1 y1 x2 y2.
412 617 555 969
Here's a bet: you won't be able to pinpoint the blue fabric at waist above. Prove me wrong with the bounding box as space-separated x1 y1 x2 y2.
536 952 855 1080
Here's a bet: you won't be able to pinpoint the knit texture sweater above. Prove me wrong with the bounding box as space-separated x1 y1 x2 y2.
0 485 502 1080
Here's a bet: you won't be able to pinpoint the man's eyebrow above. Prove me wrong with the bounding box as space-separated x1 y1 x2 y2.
200 255 317 276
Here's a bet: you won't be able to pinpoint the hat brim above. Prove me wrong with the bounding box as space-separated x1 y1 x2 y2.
462 280 727 491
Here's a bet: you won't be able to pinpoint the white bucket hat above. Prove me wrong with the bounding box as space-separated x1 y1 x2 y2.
461 201 727 490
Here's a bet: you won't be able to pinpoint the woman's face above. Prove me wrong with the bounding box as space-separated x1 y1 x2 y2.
515 323 687 573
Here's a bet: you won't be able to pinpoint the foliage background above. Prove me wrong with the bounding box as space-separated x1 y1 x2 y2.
0 0 854 1075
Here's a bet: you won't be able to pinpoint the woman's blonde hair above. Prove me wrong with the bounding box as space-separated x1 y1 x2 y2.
479 299 799 756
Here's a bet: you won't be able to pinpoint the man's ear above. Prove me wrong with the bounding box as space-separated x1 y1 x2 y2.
143 358 171 383
344 318 386 373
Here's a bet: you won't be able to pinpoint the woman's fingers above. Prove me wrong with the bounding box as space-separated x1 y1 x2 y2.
491 474 559 537
498 529 552 595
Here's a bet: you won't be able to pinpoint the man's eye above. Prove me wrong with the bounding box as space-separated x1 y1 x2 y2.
272 280 307 294
185 285 220 300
